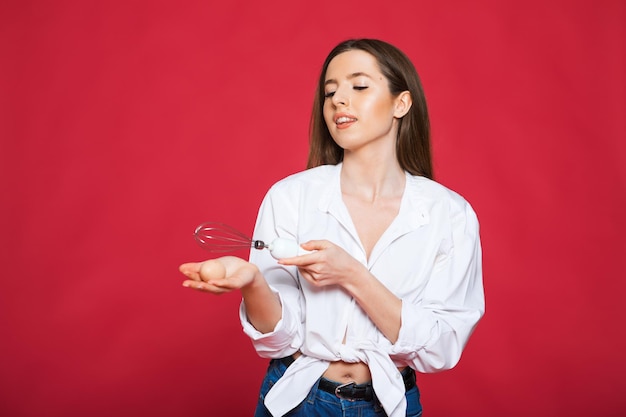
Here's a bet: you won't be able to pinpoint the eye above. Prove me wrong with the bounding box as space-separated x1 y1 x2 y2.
354 86 368 91
324 91 335 99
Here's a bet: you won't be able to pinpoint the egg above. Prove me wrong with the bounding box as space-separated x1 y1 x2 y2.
199 260 226 281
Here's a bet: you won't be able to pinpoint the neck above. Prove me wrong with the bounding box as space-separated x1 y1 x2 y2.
340 153 405 203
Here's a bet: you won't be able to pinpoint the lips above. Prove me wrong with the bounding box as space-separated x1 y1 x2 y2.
334 113 357 128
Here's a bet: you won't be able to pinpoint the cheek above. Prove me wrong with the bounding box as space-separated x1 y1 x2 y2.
323 103 334 127
369 97 396 121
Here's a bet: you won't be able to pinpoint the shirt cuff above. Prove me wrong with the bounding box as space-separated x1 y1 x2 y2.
238 286 302 357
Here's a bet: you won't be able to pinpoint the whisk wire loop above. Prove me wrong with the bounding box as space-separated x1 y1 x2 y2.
194 222 266 253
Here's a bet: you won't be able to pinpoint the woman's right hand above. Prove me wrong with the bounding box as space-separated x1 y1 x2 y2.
179 256 260 295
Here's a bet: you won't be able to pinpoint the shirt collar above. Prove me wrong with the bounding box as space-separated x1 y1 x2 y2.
317 163 342 213
317 163 430 230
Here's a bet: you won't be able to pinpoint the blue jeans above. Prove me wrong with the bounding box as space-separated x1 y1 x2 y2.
254 359 422 417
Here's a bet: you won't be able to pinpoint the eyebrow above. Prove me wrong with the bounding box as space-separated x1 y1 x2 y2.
324 72 372 86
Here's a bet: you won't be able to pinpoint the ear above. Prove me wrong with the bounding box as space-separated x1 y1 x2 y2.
393 91 412 119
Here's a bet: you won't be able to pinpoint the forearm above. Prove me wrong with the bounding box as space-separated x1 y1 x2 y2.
345 269 402 344
241 271 283 334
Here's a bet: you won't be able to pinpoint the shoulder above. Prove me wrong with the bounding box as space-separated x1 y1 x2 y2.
267 164 339 194
408 175 479 222
408 175 467 204
256 165 339 217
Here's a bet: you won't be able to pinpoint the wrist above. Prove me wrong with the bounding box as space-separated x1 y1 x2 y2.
342 262 371 294
240 265 267 295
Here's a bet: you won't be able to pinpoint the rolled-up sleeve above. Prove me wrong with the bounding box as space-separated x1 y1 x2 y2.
238 185 305 358
390 198 484 372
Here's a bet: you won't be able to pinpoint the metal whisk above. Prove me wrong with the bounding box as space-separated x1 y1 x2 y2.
193 221 311 259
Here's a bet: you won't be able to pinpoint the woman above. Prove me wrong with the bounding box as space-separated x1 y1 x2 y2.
180 38 484 417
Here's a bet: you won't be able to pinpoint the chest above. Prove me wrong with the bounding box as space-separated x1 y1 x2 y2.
341 194 402 260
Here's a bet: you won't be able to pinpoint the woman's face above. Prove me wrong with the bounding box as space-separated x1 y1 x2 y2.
323 50 406 155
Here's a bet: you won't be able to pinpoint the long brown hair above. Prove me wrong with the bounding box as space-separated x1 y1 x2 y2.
307 39 432 179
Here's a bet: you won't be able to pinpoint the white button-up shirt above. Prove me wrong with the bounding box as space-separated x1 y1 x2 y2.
239 163 484 417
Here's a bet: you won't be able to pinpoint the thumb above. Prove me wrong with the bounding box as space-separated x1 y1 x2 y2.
300 239 329 251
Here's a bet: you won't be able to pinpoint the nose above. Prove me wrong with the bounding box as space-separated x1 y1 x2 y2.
331 87 349 107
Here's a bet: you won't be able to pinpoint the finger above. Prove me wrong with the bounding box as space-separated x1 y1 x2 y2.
205 273 248 290
277 247 323 265
182 279 229 294
179 262 202 281
298 271 324 287
277 252 317 266
300 240 330 251
182 279 203 289
179 262 200 274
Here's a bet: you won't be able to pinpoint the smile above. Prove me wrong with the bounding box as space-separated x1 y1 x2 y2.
335 115 357 125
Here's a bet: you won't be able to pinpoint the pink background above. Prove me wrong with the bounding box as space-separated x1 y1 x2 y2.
1 1 625 416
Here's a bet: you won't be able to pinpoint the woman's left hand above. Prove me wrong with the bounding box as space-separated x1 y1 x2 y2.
277 240 366 290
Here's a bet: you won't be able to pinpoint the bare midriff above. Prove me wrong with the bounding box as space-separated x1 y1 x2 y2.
292 352 405 384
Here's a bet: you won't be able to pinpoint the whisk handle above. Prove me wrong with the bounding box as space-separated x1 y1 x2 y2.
268 238 313 259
